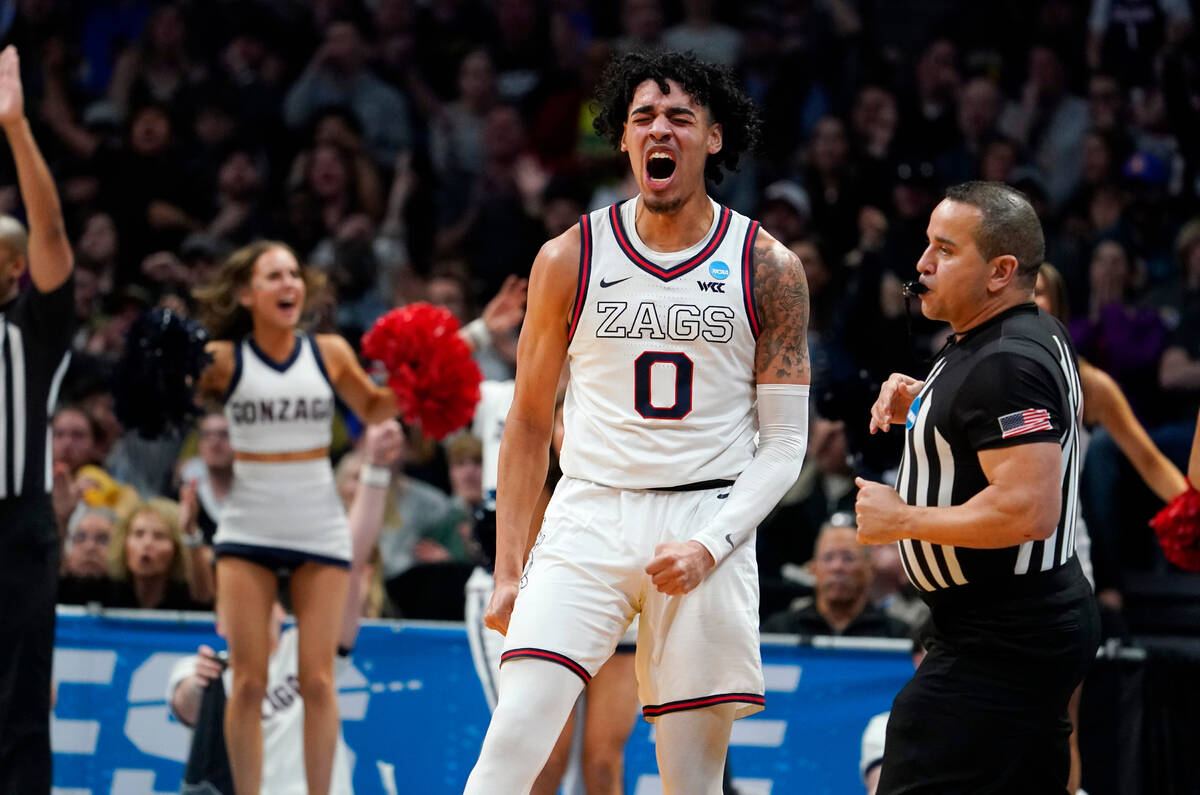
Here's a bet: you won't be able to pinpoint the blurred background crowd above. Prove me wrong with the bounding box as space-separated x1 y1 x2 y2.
10 0 1198 640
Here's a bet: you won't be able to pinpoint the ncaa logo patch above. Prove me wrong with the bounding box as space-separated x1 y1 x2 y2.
708 261 730 280
905 395 922 430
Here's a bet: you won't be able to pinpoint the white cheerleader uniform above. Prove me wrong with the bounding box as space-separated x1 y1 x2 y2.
213 334 350 568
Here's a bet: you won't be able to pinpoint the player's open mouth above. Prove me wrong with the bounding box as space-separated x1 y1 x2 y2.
278 299 298 311
645 151 676 185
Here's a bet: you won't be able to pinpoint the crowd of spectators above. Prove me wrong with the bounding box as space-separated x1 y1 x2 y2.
8 0 1197 630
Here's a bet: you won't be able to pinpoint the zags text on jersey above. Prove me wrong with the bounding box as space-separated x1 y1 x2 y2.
594 301 734 342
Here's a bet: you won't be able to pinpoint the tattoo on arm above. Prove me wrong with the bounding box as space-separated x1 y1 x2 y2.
752 239 810 382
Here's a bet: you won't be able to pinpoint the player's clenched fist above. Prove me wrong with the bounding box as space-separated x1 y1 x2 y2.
645 541 715 595
484 579 520 635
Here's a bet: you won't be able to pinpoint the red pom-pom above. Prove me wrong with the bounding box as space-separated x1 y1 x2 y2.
1149 486 1200 572
361 303 483 440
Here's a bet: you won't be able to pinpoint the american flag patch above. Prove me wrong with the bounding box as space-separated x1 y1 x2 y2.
998 409 1053 438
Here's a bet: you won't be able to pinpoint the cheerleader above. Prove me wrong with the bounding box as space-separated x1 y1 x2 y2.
193 240 398 795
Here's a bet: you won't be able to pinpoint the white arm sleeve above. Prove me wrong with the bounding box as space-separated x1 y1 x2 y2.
689 384 809 567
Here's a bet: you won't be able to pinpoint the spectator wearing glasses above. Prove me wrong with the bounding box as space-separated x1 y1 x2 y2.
763 516 911 638
57 506 118 605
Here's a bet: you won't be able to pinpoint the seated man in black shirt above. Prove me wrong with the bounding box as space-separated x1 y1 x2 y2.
763 516 910 639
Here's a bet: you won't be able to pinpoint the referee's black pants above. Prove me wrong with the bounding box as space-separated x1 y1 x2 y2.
877 559 1100 795
0 495 58 794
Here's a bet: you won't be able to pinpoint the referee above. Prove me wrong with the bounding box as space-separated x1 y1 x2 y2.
0 46 76 793
855 182 1099 794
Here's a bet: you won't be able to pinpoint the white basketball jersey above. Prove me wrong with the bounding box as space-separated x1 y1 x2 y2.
559 197 761 489
224 334 336 454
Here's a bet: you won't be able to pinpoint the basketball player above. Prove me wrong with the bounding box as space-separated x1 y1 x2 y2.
194 241 399 795
464 50 811 794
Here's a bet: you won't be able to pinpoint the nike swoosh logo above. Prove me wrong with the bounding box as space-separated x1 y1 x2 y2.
724 533 735 549
717 493 730 499
599 276 632 288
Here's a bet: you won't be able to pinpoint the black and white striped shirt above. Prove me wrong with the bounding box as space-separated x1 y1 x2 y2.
0 276 73 504
895 303 1082 594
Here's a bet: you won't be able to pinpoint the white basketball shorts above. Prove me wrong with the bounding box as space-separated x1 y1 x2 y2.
466 566 638 711
501 476 764 722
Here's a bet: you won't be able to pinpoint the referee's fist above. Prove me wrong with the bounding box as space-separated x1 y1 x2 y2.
854 477 907 545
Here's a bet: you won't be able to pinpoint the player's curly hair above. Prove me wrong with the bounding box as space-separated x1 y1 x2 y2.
593 50 761 185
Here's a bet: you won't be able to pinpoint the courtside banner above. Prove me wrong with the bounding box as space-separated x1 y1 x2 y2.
52 609 913 794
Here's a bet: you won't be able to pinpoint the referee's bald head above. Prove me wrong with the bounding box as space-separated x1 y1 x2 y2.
0 215 27 258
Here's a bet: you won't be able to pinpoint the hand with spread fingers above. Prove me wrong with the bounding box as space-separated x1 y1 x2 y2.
0 46 25 129
481 274 529 338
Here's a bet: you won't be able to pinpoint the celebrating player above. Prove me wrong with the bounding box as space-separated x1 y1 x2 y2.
465 50 811 794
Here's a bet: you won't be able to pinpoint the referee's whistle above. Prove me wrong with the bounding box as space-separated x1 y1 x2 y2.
902 280 929 297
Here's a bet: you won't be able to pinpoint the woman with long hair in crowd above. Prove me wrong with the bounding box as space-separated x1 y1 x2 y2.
106 498 206 609
193 239 398 795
